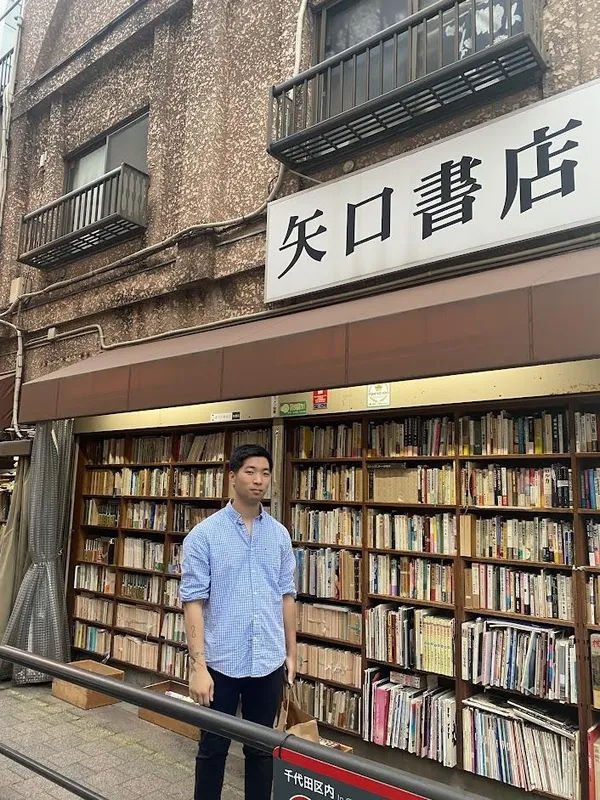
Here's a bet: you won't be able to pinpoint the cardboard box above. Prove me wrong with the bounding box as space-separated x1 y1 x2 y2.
51 660 124 710
319 737 353 754
138 680 200 740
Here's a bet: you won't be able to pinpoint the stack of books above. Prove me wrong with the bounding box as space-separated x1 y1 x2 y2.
297 602 362 645
369 554 454 604
463 693 579 799
363 667 456 766
465 565 573 620
462 618 577 703
368 464 455 505
368 417 455 457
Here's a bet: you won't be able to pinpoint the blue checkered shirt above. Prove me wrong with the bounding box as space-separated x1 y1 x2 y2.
180 501 297 678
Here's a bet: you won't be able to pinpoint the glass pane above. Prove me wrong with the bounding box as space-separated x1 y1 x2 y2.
106 115 149 174
324 0 410 59
67 144 107 233
0 0 21 59
68 144 106 191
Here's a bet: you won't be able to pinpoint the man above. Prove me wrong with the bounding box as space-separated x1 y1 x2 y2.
181 443 297 800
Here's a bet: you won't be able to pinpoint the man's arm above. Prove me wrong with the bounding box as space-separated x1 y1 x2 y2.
283 594 297 685
180 529 212 705
183 600 214 705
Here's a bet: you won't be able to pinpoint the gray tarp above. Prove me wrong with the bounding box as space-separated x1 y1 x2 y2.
0 457 30 643
0 420 74 683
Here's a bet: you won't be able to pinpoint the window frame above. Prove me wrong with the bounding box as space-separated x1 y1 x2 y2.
313 0 423 65
64 108 150 194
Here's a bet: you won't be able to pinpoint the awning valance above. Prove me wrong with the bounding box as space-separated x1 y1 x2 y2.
18 247 600 423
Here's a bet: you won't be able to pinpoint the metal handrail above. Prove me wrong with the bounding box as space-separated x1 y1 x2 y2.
0 645 486 800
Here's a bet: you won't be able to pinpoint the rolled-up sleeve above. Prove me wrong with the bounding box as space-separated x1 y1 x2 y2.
180 527 210 602
279 534 297 598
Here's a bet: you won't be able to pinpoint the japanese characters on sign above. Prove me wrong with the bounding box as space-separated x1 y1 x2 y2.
273 751 427 800
265 80 600 303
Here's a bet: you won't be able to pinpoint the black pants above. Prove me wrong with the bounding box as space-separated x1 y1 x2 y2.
195 665 284 800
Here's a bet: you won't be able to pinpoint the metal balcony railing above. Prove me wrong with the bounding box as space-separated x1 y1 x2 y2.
18 163 149 269
268 0 546 170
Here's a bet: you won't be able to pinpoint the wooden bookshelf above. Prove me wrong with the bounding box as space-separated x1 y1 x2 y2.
69 398 600 798
283 401 593 796
68 422 272 684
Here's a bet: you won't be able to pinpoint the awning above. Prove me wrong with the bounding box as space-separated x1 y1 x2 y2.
18 247 600 423
0 373 15 430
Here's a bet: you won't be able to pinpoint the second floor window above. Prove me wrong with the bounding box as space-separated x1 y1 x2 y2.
67 113 148 193
66 113 148 232
315 0 524 120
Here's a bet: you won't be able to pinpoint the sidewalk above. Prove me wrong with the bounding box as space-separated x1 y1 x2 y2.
0 682 243 800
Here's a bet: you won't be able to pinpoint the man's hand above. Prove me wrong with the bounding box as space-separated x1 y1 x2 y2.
189 665 214 706
285 653 296 685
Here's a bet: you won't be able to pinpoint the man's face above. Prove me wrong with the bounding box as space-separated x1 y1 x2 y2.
230 456 271 503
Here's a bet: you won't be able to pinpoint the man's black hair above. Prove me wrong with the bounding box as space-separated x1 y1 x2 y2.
230 444 273 472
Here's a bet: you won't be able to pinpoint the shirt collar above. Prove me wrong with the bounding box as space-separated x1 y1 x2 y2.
224 499 264 523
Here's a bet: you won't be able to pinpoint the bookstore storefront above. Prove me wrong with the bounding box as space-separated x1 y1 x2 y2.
16 244 600 800
16 81 600 800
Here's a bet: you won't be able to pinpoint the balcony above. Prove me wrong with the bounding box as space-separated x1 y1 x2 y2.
268 0 545 170
18 163 148 269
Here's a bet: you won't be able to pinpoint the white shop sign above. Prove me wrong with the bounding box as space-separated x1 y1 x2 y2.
265 79 600 303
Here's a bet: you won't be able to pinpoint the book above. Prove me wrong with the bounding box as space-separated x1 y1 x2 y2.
73 621 111 655
113 633 159 671
115 603 160 637
587 722 600 800
74 595 112 625
368 464 455 504
122 537 164 571
366 603 454 676
363 671 456 766
459 410 568 455
293 465 363 502
131 436 171 463
124 501 167 531
74 564 115 595
591 634 600 708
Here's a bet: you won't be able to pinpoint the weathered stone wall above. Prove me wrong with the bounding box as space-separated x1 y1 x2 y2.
0 0 596 381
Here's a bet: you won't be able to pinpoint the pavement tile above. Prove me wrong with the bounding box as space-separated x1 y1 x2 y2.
46 749 88 769
0 769 21 788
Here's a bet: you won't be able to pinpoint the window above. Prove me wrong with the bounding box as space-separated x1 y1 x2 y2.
314 0 524 120
66 113 148 231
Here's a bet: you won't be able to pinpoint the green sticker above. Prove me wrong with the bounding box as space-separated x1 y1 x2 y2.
279 400 307 416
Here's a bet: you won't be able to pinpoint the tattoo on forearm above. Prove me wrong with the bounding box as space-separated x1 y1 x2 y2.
190 625 196 639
